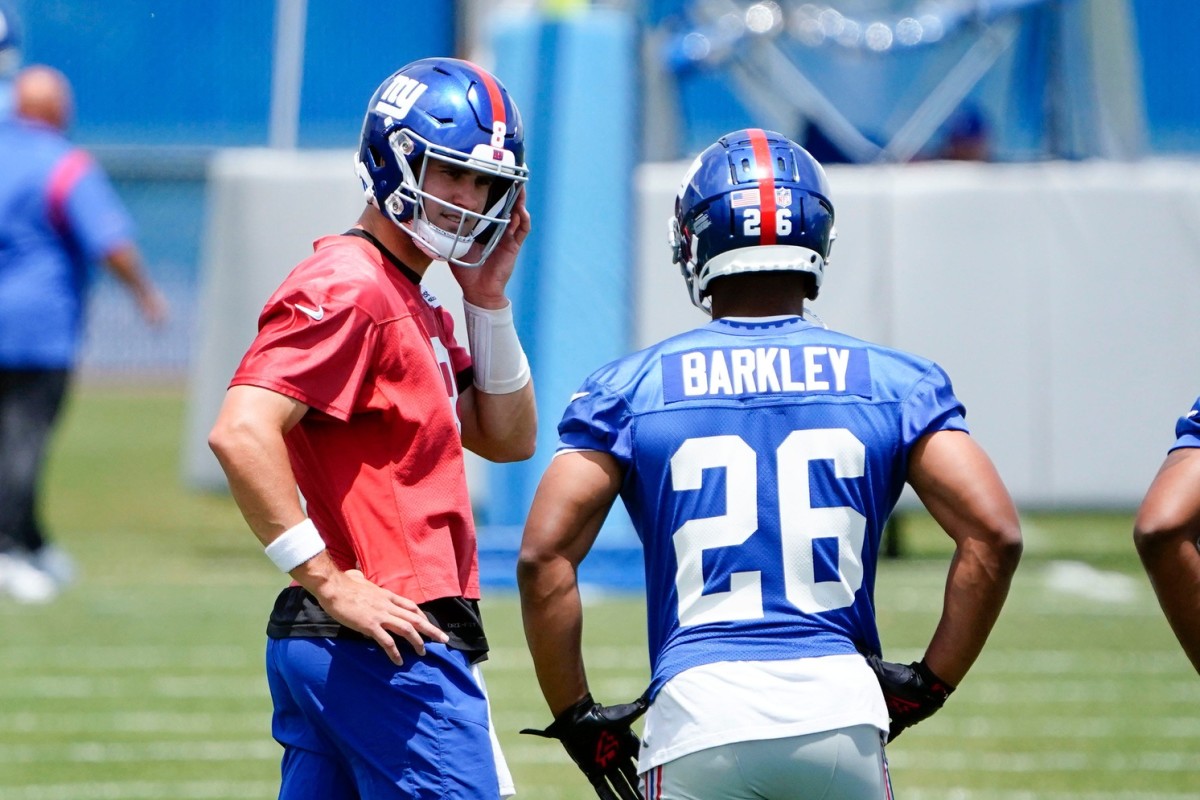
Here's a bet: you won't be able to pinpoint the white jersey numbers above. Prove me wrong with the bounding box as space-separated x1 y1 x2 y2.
672 436 764 626
742 206 793 237
427 335 461 426
778 429 866 614
670 428 867 626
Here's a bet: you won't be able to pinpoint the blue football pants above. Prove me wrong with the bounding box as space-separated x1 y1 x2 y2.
266 636 504 800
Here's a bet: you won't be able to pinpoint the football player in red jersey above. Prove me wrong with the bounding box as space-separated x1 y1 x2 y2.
208 58 535 800
1135 396 1200 675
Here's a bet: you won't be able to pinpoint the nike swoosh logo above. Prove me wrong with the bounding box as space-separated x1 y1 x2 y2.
570 392 589 401
1189 410 1198 419
294 303 325 321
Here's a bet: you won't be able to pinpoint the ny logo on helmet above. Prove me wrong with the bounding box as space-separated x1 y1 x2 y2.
375 76 428 121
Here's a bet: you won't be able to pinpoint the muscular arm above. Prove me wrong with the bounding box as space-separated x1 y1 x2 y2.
1133 447 1200 674
907 430 1023 686
518 450 623 716
207 385 309 540
208 384 446 664
459 380 537 462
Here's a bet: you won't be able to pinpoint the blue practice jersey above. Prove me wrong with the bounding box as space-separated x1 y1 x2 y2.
557 316 968 697
1171 396 1200 451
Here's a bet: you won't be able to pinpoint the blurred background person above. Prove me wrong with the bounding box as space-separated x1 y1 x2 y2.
0 64 167 603
1134 396 1200 674
932 103 992 162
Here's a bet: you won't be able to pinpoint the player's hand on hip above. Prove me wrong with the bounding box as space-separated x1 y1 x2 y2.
316 569 449 666
521 692 647 800
865 654 955 742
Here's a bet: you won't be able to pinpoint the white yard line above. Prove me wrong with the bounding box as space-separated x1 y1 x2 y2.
0 739 277 764
0 781 278 800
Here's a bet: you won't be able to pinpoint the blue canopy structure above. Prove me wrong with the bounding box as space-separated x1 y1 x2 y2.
649 0 1146 162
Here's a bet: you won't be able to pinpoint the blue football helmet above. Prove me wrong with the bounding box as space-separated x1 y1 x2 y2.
670 128 835 311
355 57 528 267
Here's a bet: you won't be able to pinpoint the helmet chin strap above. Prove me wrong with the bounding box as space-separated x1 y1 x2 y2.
410 218 475 261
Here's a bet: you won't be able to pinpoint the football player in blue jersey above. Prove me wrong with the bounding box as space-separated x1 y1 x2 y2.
517 129 1023 799
1134 396 1200 675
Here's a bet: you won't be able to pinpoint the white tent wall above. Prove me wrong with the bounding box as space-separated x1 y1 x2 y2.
634 158 1200 509
187 156 1200 510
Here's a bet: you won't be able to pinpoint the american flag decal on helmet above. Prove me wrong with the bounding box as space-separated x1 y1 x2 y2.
730 189 761 208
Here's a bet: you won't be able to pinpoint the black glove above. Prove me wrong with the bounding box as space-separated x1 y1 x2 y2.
521 693 648 800
866 655 955 742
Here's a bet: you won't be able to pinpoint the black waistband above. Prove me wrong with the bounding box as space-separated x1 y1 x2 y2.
266 585 490 664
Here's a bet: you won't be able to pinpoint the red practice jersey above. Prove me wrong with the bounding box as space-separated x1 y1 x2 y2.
231 232 480 603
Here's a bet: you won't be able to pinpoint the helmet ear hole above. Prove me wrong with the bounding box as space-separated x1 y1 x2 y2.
668 218 685 265
368 146 385 169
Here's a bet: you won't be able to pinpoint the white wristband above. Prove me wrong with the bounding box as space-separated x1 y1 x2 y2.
264 518 326 573
463 299 531 394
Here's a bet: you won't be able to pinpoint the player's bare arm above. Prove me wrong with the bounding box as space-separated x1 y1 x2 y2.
208 385 309 538
1134 447 1200 674
209 384 447 665
455 187 536 460
459 382 536 462
518 449 623 715
907 429 1023 686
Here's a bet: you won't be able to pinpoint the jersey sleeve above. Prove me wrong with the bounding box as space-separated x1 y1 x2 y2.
1171 396 1200 451
555 375 634 465
231 290 379 421
49 150 136 262
900 363 969 449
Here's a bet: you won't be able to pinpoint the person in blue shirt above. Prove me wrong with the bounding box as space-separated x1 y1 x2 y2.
1134 396 1200 675
0 65 167 603
517 129 1023 800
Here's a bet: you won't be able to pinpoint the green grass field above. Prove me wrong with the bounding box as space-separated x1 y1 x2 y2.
1 384 1197 798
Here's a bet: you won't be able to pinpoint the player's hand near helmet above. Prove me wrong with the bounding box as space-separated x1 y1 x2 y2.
521 692 647 800
452 188 530 310
865 654 955 742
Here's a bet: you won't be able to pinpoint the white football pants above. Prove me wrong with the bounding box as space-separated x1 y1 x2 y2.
641 724 891 800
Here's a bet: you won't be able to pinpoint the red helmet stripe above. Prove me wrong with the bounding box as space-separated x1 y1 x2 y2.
463 59 506 128
747 128 777 246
